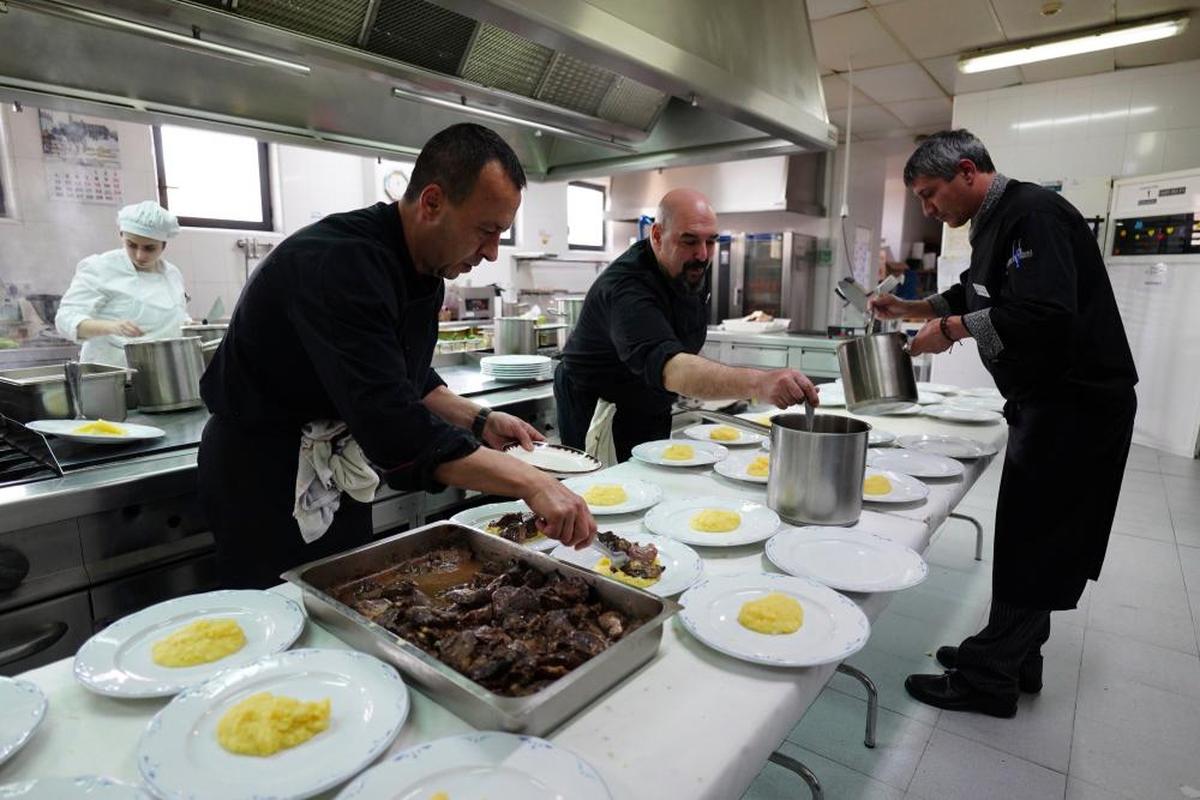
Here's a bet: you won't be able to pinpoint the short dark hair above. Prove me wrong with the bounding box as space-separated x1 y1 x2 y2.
403 123 527 204
903 129 996 186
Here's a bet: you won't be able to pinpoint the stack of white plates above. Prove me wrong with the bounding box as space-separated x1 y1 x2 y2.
480 354 554 382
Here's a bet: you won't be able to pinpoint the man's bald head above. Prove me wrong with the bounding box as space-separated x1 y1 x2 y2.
650 188 718 295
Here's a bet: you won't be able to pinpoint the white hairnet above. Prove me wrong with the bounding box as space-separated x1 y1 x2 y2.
117 201 180 241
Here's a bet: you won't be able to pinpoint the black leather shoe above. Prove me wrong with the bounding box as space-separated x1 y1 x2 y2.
905 671 1018 718
935 646 1043 694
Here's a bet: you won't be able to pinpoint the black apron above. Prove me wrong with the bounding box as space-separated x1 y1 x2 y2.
962 181 1138 609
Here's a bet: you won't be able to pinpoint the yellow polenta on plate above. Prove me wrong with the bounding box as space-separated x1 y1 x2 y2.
746 456 770 478
594 556 663 589
662 443 695 461
72 419 126 436
738 592 804 634
863 474 893 496
708 426 740 441
217 692 332 757
690 509 741 533
582 484 628 506
151 618 247 668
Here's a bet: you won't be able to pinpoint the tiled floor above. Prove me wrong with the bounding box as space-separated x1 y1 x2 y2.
742 444 1200 800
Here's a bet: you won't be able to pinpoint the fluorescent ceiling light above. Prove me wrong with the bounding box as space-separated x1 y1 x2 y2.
959 14 1189 74
8 0 311 75
391 87 635 152
1011 105 1157 130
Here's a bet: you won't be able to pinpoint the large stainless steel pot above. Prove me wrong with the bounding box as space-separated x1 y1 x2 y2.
705 410 869 526
493 317 538 355
180 323 227 343
124 337 205 412
550 296 586 331
837 332 918 414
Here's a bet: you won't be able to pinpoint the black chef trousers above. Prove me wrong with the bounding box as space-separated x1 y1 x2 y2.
553 362 671 463
955 601 1050 702
197 414 376 590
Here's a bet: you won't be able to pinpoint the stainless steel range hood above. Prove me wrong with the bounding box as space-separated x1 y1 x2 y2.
0 0 836 177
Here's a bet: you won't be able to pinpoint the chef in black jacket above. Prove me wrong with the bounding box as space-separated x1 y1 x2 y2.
555 188 820 462
871 129 1138 718
199 123 594 589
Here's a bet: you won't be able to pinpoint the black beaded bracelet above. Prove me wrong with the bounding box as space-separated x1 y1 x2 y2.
471 407 492 439
939 315 955 343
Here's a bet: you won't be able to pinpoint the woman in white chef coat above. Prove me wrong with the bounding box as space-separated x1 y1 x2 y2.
55 200 189 367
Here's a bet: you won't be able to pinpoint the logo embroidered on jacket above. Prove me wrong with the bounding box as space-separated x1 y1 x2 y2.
1006 239 1033 269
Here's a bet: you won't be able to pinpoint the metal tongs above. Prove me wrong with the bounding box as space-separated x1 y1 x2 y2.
591 534 630 571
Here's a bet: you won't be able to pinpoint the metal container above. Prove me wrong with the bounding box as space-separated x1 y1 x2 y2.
837 332 918 415
199 338 221 368
124 337 205 413
180 323 227 344
704 410 869 526
282 522 679 736
493 317 538 355
551 296 586 331
534 323 567 350
0 362 129 422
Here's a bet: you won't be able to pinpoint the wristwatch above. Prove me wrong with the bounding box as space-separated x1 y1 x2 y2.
471 407 492 439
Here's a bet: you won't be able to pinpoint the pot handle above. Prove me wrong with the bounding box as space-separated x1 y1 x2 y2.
692 409 771 436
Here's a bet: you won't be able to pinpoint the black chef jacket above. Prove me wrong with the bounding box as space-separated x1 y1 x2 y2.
937 180 1138 609
555 239 708 460
198 202 478 588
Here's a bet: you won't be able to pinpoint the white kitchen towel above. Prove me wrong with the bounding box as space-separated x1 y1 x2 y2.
585 398 618 467
293 421 379 543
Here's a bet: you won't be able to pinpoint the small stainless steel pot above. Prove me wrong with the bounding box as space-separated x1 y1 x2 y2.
837 332 918 414
124 337 205 412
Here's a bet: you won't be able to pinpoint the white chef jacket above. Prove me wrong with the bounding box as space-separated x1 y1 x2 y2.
55 248 189 368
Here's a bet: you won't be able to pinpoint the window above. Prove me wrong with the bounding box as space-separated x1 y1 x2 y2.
153 124 272 230
567 181 606 251
500 216 515 247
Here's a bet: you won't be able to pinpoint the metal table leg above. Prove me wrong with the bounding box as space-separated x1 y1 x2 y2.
767 750 824 800
835 663 877 748
949 511 985 561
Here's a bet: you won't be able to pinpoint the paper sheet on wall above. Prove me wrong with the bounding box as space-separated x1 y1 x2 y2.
852 225 872 288
38 109 124 205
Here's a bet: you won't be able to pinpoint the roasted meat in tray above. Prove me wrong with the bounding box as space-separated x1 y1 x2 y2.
333 544 647 697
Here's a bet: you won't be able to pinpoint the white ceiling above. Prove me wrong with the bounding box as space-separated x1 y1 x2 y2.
809 0 1200 141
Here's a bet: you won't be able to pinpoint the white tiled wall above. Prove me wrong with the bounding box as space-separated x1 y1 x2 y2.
952 59 1200 185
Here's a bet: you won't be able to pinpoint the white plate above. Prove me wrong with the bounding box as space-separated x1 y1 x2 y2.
683 423 766 447
643 496 779 547
916 382 959 395
486 371 554 382
867 448 964 478
551 530 703 597
73 590 306 698
479 354 552 369
868 428 897 447
897 434 998 459
0 678 47 768
959 387 1002 398
138 649 410 800
722 318 790 334
630 439 728 467
336 732 611 800
862 468 930 503
916 390 945 405
766 528 928 593
877 403 923 416
713 449 772 485
736 411 778 429
25 419 165 444
561 477 663 515
0 777 150 799
943 395 1006 413
922 404 1003 424
502 442 601 474
448 500 559 551
678 573 869 667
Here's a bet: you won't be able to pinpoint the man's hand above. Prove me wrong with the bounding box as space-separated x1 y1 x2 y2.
103 319 144 337
867 293 911 320
756 368 820 409
908 319 955 355
482 411 545 451
526 478 596 549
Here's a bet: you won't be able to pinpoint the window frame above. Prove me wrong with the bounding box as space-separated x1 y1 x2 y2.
152 124 274 231
566 180 607 252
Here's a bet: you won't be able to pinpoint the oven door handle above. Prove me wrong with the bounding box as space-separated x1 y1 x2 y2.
0 621 68 669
